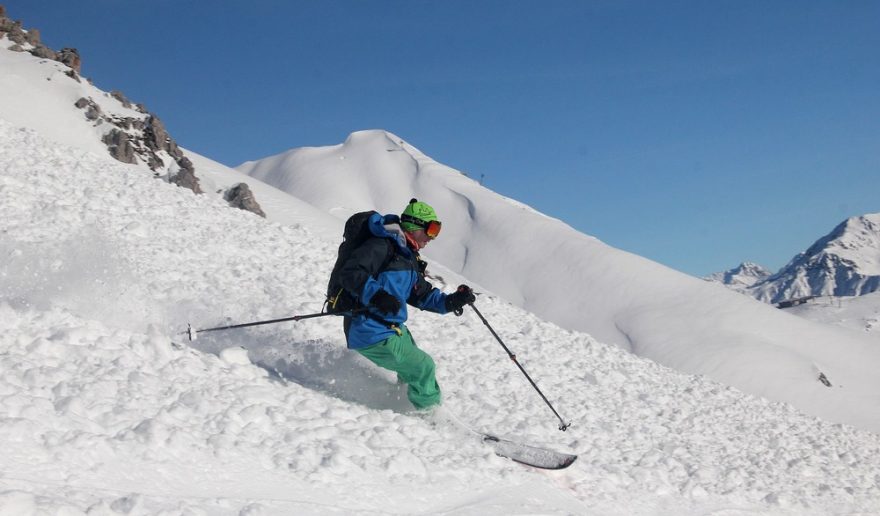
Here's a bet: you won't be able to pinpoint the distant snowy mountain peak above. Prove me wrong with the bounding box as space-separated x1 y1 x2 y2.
749 213 880 303
819 214 880 273
705 261 772 292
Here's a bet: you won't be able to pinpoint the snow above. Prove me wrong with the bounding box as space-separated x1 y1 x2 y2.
830 215 880 276
184 149 341 235
786 292 880 337
705 262 773 291
3 44 880 514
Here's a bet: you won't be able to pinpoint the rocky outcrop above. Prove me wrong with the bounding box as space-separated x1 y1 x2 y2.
57 47 81 73
171 156 199 193
0 8 81 75
74 97 102 120
3 4 261 204
101 129 136 164
224 183 266 218
77 99 204 194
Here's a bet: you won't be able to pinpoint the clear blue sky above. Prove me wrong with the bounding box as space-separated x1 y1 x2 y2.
5 1 878 276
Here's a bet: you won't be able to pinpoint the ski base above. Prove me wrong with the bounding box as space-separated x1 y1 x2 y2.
481 433 578 470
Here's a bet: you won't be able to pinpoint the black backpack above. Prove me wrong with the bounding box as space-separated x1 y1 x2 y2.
325 211 395 313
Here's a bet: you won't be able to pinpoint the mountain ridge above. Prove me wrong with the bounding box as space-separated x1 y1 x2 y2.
709 214 880 303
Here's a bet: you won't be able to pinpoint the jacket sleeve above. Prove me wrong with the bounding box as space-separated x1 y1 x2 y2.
407 273 448 314
337 238 391 305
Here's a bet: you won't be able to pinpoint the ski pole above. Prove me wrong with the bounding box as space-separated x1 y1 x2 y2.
183 308 365 341
469 303 572 431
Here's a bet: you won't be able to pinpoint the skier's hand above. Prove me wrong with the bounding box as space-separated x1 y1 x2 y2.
370 289 400 315
445 285 475 315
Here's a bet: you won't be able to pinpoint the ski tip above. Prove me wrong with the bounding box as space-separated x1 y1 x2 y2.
482 434 578 470
554 454 578 469
527 452 577 470
187 324 198 341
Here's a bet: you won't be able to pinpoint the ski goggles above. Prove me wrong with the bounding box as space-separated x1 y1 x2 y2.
401 215 442 239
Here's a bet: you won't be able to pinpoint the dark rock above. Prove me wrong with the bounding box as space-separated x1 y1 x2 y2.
144 115 183 159
30 45 56 60
144 115 171 153
225 183 266 218
110 90 132 109
5 22 24 44
0 11 16 31
113 117 133 130
74 97 102 120
57 48 81 73
24 27 39 45
84 103 100 120
171 157 202 194
102 129 136 164
147 154 165 170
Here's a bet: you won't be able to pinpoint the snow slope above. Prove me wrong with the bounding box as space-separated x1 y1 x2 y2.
237 131 880 432
5 119 880 515
185 150 341 234
786 292 880 338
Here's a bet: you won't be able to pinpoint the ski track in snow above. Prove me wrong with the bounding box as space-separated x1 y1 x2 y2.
2 121 880 514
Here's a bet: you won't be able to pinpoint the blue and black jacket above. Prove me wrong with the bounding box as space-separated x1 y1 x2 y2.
337 212 449 349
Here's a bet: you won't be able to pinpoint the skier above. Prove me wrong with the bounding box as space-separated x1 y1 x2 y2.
334 199 475 410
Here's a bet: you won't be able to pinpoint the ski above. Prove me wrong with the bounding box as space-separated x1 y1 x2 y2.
481 433 578 470
425 408 577 470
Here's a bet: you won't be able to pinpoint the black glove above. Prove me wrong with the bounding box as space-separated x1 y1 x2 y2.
370 289 401 315
445 285 475 315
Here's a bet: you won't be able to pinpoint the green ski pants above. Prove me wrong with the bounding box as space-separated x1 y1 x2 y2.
356 326 441 409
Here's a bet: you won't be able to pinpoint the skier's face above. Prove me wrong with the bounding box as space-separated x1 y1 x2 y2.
407 229 432 250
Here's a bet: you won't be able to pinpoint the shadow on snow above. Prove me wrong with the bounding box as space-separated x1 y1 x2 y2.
188 327 414 413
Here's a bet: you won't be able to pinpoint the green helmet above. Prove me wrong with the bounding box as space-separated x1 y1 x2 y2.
400 198 438 232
